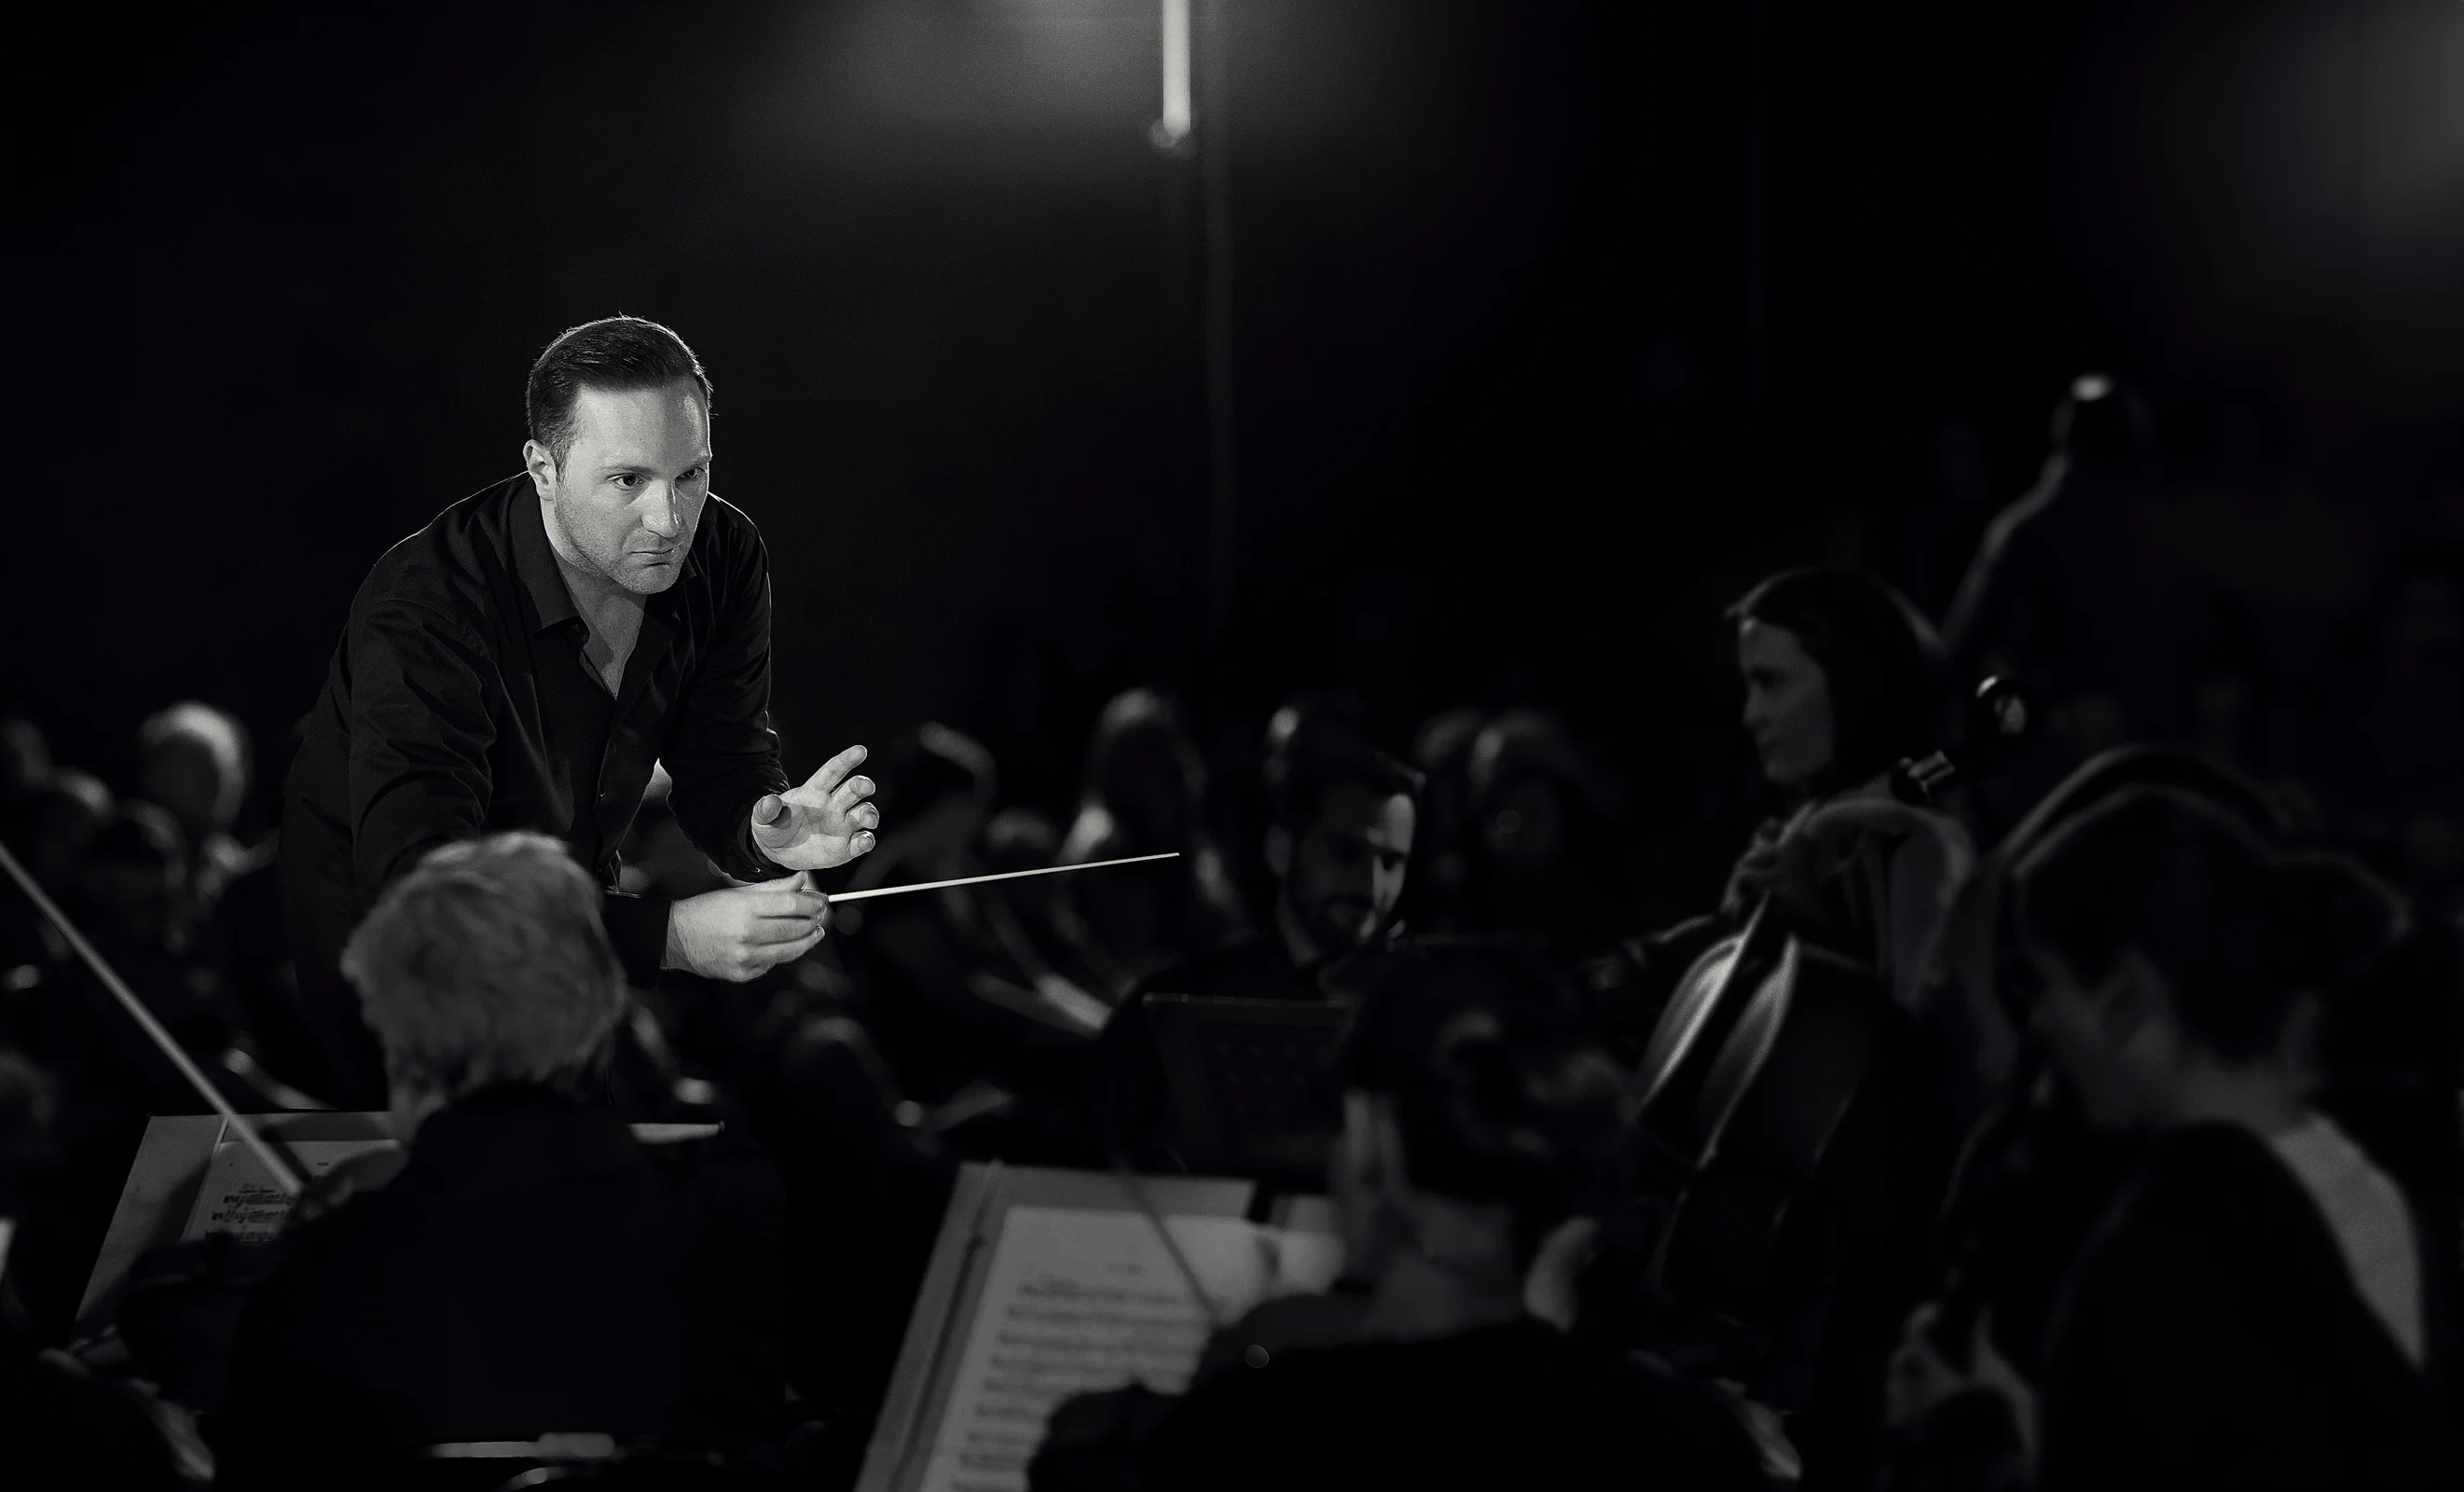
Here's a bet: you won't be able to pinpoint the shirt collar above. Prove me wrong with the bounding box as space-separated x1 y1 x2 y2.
508 476 704 634
509 477 585 637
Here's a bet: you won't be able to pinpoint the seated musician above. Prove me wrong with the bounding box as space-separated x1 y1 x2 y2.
1907 788 2457 1491
1585 567 1975 1492
1126 943 1769 1491
1589 566 1971 1049
1085 740 1420 1166
214 833 788 1490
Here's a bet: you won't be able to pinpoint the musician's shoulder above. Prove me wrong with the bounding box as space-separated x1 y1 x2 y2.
697 490 764 547
352 479 516 613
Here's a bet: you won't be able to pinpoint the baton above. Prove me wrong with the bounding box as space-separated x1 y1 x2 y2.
828 850 1180 903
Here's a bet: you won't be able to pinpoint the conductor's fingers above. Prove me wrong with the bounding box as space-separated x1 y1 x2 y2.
763 919 831 967
826 774 877 810
745 906 829 945
805 743 869 795
749 891 830 922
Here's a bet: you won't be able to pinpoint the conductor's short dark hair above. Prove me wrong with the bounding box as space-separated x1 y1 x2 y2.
527 315 713 468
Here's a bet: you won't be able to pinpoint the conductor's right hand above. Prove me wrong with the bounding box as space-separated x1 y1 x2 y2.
661 873 831 982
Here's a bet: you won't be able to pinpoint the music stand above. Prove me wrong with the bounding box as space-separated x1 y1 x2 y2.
1143 994 1350 1185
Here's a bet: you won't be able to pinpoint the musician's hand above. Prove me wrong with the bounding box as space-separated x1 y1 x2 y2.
663 874 831 982
750 744 881 871
1885 1304 2037 1467
1524 1215 1600 1331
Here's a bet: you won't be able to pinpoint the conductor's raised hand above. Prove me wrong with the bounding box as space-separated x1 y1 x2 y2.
664 873 832 983
750 744 882 872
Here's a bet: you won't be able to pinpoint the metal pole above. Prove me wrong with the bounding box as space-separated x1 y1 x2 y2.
1197 0 1238 643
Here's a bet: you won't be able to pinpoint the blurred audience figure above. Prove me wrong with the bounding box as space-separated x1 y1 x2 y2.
0 1047 200 1491
5 769 113 901
135 703 266 916
1464 710 1631 951
1401 708 1487 936
1051 689 1249 1003
0 716 51 798
1896 790 2457 1492
131 703 314 1096
1089 741 1421 1168
976 807 1108 1032
217 833 788 1490
2308 560 2464 917
1129 944 1771 1491
1940 375 2217 814
835 725 1100 1085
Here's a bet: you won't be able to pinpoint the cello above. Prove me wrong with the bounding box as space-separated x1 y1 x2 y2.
1606 676 2033 1378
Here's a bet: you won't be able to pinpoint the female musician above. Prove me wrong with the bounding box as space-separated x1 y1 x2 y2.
1583 567 1978 1492
1592 567 1972 1049
1895 786 2457 1492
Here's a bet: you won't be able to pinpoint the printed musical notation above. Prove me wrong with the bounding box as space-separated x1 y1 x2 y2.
180 1135 400 1244
919 1205 1342 1492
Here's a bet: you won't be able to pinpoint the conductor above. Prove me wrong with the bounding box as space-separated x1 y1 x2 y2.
282 316 881 1108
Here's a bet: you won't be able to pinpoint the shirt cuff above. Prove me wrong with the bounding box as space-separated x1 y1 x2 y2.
601 890 675 988
730 802 797 882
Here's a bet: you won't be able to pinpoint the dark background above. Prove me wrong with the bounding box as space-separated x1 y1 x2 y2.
8 0 2464 913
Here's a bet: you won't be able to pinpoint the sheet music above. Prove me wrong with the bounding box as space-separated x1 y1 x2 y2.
179 1133 401 1244
174 1120 726 1244
919 1204 1343 1492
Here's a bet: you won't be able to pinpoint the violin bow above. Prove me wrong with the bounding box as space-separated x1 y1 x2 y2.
0 840 303 1196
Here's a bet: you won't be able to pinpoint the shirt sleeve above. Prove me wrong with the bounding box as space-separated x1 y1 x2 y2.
663 524 793 883
345 600 501 905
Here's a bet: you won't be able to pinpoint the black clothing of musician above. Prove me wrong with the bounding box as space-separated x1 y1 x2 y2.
1141 1318 1771 1492
213 1083 789 1491
282 473 792 1107
2037 1123 2457 1492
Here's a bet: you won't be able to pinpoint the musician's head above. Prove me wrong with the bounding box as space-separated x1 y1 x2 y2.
80 803 186 949
2009 788 2389 1131
138 700 251 848
1080 688 1210 848
523 315 714 597
0 716 49 798
343 833 626 1138
3 769 111 892
1728 567 1942 796
1266 741 1421 960
1329 943 1621 1296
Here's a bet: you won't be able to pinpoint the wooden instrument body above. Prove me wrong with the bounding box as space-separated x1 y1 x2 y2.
1613 676 2038 1366
1624 895 1892 1352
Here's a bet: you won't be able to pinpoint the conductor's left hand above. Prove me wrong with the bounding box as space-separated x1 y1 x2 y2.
751 744 881 871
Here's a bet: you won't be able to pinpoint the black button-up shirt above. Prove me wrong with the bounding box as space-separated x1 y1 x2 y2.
283 475 792 1004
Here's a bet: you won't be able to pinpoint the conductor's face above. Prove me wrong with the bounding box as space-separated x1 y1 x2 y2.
527 380 713 595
